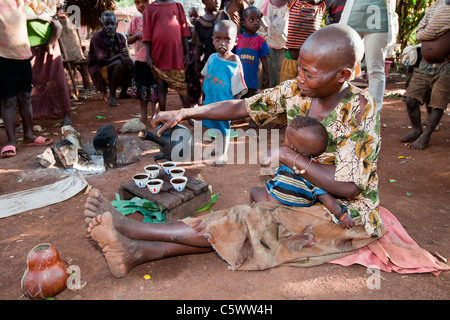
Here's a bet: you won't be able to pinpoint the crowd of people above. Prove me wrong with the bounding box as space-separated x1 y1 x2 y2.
0 0 449 278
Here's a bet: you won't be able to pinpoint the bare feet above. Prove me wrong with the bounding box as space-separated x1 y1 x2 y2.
214 154 228 166
63 114 73 126
407 133 430 150
109 96 119 107
84 188 129 232
399 129 422 143
87 212 136 278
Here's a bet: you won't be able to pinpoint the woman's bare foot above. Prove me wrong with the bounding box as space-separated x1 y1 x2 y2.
84 189 129 232
88 212 137 278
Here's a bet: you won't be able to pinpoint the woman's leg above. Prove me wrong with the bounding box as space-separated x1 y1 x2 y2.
84 189 211 247
87 211 211 278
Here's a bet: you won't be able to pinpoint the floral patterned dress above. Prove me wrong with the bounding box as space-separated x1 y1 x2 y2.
245 80 382 236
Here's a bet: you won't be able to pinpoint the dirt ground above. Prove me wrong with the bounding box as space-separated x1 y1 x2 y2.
0 75 449 301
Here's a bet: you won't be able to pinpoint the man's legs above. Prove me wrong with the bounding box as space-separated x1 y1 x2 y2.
107 60 130 106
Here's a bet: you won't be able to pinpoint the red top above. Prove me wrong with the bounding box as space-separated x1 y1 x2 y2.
142 2 190 70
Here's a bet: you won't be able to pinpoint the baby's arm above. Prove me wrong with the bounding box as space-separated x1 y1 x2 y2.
318 193 354 229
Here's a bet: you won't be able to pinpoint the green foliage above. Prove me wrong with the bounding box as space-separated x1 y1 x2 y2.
396 0 435 50
116 0 135 7
112 194 167 223
194 193 219 213
111 192 220 223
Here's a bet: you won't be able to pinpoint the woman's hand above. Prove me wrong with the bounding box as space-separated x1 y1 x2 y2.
151 110 184 137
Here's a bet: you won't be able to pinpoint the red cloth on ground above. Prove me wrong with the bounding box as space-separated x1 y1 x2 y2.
330 206 449 276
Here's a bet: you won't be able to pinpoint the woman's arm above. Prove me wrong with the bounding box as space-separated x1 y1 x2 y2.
152 99 249 136
274 147 361 200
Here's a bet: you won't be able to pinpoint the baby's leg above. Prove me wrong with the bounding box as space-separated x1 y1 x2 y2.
250 186 268 203
251 186 285 205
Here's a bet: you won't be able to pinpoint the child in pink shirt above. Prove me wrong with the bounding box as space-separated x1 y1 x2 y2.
128 0 159 124
143 0 191 111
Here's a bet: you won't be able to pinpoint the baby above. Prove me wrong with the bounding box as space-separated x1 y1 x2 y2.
250 115 355 228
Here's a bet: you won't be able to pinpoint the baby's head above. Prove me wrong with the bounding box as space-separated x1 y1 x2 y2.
285 115 328 158
296 24 364 98
213 20 238 57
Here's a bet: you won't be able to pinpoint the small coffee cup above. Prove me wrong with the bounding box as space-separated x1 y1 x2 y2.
161 161 176 174
146 179 163 194
169 167 185 178
145 164 160 178
133 173 149 188
170 176 187 192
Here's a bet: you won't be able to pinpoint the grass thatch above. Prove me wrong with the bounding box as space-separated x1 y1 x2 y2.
65 0 117 30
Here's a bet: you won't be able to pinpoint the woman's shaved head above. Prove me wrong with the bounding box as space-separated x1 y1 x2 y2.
300 24 365 70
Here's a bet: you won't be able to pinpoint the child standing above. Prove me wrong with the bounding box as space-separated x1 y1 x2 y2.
186 6 202 107
192 0 230 74
258 0 289 88
235 6 270 97
235 6 269 128
280 0 326 82
128 0 159 124
201 20 247 166
0 0 53 158
250 115 355 229
142 0 191 111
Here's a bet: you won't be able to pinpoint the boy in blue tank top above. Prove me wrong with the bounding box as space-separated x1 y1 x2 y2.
201 20 248 165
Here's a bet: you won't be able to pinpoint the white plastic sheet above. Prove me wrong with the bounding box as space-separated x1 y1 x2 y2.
0 174 88 218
